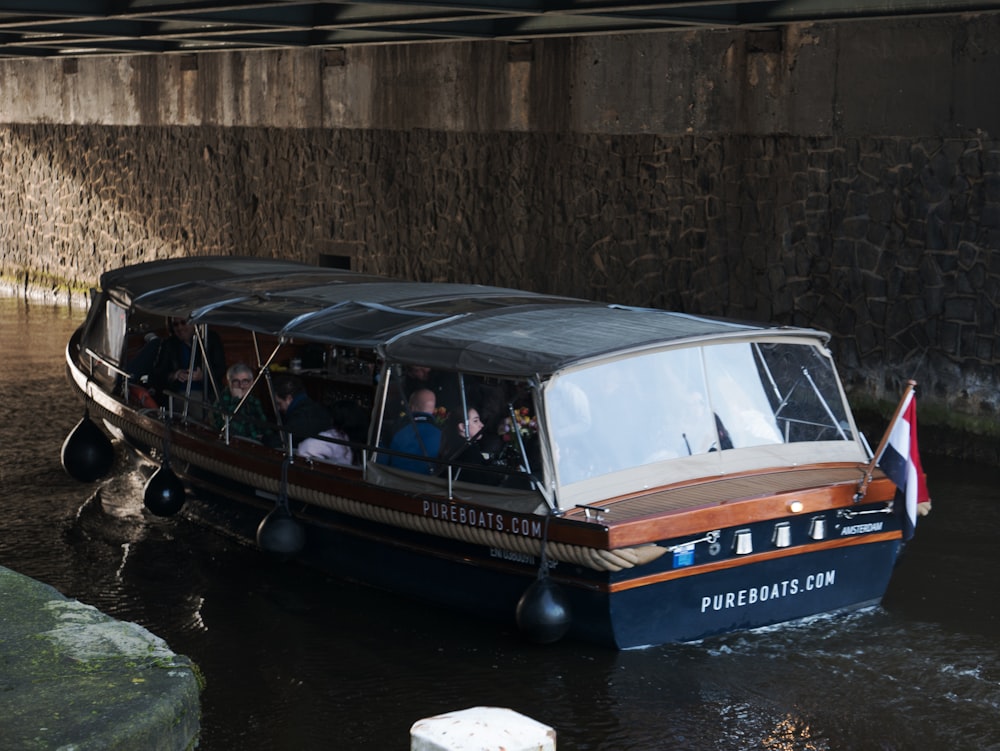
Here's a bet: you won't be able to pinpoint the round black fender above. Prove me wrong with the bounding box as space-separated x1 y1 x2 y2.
143 463 186 517
516 576 572 644
61 412 115 483
256 506 306 557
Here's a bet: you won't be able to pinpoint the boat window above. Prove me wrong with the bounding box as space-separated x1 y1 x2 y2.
105 301 128 364
547 348 720 485
751 341 852 443
85 300 126 366
78 300 128 389
545 340 853 486
375 366 539 487
703 342 784 450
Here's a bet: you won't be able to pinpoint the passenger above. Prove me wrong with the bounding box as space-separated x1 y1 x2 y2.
268 373 334 448
125 331 162 409
331 399 371 451
386 365 438 424
381 388 442 475
153 318 225 392
439 407 501 485
153 318 226 420
215 363 268 442
298 427 353 467
394 365 473 417
126 332 162 383
152 317 226 420
437 370 483 416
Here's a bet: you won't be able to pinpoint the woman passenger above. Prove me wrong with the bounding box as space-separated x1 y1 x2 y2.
439 407 501 485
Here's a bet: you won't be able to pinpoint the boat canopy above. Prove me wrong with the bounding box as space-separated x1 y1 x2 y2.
102 256 826 378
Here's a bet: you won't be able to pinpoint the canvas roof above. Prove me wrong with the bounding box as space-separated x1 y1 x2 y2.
103 256 825 377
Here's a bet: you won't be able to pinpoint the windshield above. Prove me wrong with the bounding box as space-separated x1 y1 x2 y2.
545 339 855 487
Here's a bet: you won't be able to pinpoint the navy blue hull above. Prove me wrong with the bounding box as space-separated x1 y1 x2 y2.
598 541 899 648
180 480 901 649
181 487 551 631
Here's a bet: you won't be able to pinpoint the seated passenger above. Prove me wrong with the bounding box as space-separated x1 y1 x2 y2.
152 317 226 420
381 388 442 475
298 427 353 467
439 407 501 486
387 366 476 425
126 332 162 383
385 366 438 427
124 332 162 409
268 374 333 448
332 399 370 451
215 363 268 442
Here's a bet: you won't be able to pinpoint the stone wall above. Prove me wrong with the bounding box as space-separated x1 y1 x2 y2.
2 124 997 455
0 15 998 459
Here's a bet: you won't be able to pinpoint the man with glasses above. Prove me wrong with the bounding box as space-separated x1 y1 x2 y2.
215 363 268 442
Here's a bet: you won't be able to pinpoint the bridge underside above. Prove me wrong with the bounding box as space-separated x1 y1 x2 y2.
0 0 997 58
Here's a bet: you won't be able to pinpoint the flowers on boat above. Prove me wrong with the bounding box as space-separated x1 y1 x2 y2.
500 407 537 442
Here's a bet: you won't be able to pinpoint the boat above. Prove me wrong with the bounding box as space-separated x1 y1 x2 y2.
62 256 921 649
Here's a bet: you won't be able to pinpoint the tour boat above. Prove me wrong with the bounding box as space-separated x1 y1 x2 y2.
63 256 921 648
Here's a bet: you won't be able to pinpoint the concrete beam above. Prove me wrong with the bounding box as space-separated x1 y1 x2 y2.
0 16 996 137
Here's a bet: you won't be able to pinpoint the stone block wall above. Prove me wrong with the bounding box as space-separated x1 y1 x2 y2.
1 15 998 460
1 123 997 459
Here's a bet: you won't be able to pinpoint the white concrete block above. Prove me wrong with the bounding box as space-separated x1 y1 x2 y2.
411 706 556 751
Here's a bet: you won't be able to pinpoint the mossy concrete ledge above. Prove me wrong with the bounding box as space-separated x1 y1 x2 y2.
0 566 200 750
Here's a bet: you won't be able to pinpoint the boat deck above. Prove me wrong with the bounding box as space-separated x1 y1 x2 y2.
577 465 876 524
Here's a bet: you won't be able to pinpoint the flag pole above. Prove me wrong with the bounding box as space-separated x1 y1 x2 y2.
854 379 917 502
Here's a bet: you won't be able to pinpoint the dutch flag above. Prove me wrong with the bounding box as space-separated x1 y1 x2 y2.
876 389 931 541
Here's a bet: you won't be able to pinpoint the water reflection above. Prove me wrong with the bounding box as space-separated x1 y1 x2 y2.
2 296 999 750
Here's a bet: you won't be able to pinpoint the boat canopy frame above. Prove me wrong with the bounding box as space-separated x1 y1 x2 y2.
100 256 824 380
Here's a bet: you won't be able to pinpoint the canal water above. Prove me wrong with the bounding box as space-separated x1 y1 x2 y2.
2 296 999 750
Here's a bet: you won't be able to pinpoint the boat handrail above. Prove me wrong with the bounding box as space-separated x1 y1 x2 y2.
83 347 130 379
166 390 543 499
83 347 137 399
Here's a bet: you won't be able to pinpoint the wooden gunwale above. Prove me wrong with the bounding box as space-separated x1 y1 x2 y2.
579 466 897 548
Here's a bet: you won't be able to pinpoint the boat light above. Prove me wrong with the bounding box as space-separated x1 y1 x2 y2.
809 517 827 540
772 522 791 548
788 500 804 513
733 529 753 555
